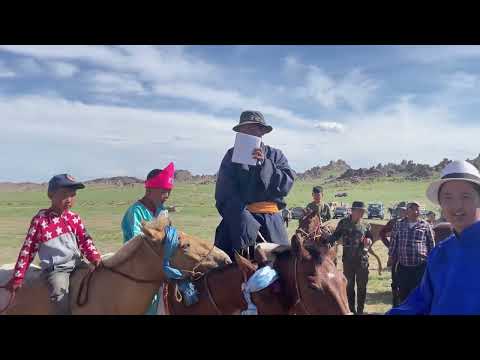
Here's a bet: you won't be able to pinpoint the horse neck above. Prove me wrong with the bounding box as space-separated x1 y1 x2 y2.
202 264 246 314
115 238 165 283
273 254 298 312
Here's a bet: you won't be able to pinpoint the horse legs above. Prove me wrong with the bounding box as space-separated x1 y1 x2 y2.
368 248 382 276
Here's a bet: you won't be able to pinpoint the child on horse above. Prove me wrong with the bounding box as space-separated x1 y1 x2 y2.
5 174 102 314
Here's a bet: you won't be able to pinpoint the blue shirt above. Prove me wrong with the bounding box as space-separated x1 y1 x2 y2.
121 200 165 315
387 220 480 315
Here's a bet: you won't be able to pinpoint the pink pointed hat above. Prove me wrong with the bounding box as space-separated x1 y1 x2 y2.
145 162 175 190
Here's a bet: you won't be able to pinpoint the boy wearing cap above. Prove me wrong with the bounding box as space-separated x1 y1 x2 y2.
121 162 175 315
5 174 102 315
214 111 295 260
387 201 435 304
306 186 332 223
328 201 373 315
388 160 480 315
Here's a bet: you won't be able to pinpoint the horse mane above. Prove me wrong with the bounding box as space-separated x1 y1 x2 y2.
103 215 170 268
103 235 145 268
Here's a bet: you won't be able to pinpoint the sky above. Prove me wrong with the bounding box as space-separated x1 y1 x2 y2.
1 45 480 182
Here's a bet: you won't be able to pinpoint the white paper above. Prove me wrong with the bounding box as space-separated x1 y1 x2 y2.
231 132 261 166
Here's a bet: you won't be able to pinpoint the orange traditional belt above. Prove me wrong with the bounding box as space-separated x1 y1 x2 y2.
246 201 279 214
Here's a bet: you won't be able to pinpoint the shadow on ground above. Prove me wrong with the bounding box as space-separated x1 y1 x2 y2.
366 290 391 305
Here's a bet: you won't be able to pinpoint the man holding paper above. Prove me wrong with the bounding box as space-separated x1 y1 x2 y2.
214 111 295 260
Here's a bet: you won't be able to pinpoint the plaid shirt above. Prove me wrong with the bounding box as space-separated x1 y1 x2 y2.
389 218 435 266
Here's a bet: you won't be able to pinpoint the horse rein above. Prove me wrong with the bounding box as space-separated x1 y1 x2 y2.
0 284 16 315
76 234 212 308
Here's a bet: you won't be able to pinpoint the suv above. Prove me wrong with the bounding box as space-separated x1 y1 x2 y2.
368 203 385 220
334 207 349 219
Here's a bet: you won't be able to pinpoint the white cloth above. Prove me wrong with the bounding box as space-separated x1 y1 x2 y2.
240 266 279 315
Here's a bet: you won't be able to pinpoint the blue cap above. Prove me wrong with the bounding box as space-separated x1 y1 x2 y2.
48 174 85 193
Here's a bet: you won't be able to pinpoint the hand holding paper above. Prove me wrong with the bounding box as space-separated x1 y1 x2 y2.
232 133 262 166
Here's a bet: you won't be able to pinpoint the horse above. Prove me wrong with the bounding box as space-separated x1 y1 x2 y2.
0 215 231 315
166 222 351 315
254 232 351 315
164 252 289 315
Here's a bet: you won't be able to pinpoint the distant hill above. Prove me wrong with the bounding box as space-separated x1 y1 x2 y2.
1 154 480 190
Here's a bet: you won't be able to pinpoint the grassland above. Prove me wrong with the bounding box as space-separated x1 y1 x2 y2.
0 178 436 314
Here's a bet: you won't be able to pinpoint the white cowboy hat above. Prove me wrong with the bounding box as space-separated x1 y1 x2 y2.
426 160 480 205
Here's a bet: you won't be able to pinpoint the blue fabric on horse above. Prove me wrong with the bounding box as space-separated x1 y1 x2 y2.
162 225 199 306
241 265 279 315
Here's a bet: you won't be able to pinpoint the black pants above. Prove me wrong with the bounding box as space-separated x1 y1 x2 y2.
391 263 400 307
396 263 427 304
343 259 369 315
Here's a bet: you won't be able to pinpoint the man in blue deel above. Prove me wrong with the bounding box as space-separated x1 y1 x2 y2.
387 160 480 315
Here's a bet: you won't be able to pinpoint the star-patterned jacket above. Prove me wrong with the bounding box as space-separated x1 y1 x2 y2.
11 208 101 286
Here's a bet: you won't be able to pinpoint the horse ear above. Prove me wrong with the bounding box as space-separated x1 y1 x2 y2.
235 252 258 280
254 246 270 267
141 220 153 238
291 234 310 259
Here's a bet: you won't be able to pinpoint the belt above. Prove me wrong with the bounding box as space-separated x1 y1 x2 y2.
246 202 279 214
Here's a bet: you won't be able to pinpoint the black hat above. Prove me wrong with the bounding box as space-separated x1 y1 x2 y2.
312 186 324 194
351 201 366 210
233 111 273 133
48 174 85 193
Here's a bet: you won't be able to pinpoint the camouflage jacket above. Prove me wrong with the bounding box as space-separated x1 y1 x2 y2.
306 202 332 222
329 216 373 262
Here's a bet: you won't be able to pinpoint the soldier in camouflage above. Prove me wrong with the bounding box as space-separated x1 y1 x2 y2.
306 186 332 222
328 201 373 315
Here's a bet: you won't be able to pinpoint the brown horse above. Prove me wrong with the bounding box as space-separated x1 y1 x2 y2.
0 215 231 315
433 222 453 243
164 253 288 315
166 232 351 315
258 234 351 315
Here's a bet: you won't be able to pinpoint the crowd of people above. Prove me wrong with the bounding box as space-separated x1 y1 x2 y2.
4 110 480 315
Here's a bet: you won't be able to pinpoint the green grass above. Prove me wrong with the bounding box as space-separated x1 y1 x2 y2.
0 178 434 314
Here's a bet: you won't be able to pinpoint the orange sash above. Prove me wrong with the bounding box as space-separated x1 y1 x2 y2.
246 201 279 214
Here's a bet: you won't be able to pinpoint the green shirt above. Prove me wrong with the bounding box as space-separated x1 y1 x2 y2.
330 216 373 262
121 201 165 315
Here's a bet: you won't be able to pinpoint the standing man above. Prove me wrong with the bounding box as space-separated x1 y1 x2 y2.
214 111 295 260
121 162 175 315
306 186 332 222
380 205 407 307
388 201 435 304
328 201 373 315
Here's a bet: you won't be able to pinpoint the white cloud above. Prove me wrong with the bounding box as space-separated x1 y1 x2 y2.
86 71 146 95
298 65 378 111
47 61 78 78
1 94 479 182
0 45 219 83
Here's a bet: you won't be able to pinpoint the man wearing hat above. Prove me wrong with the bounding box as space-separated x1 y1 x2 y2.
5 174 102 314
305 186 332 223
121 162 175 315
388 160 480 314
328 201 373 315
214 111 295 260
380 204 407 307
387 200 435 304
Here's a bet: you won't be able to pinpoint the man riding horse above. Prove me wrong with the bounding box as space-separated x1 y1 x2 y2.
214 111 295 260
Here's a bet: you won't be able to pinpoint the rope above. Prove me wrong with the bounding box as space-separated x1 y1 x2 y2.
0 284 15 315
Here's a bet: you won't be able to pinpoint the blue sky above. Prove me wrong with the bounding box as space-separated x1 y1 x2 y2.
1 45 480 182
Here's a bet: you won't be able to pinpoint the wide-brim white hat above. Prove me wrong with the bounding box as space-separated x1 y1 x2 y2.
426 160 480 205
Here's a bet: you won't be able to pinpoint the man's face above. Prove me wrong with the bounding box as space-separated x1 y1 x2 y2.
49 187 77 212
407 205 420 221
313 192 323 203
439 180 480 232
148 188 171 206
238 124 269 138
399 209 407 219
351 208 364 222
